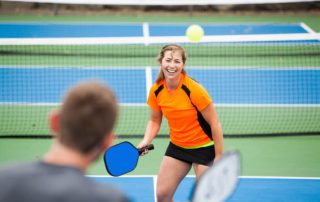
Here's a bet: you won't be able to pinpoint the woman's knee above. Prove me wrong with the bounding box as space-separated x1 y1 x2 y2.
156 186 174 202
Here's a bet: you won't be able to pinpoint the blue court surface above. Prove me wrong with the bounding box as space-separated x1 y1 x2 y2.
91 176 320 202
0 22 312 38
1 67 319 105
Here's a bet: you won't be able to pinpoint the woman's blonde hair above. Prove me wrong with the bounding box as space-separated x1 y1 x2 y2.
155 44 187 84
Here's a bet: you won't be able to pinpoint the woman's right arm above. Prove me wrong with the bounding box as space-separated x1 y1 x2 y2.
138 108 162 150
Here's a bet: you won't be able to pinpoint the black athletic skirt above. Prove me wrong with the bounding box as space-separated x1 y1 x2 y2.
165 142 215 166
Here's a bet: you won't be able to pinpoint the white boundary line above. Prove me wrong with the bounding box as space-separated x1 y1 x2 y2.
153 175 157 202
0 65 152 70
240 176 320 180
88 174 156 178
300 22 317 34
1 33 320 45
87 175 320 180
216 104 320 107
142 22 150 46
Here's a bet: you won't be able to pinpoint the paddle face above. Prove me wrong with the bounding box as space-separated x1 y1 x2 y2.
192 150 241 202
104 141 154 177
104 141 139 177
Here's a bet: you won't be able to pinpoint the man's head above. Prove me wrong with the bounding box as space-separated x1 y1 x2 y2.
50 81 118 155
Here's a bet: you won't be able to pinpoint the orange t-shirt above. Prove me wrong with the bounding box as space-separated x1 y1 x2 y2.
147 74 213 148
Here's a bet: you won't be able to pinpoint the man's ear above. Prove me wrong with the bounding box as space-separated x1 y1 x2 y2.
102 132 116 152
49 110 60 136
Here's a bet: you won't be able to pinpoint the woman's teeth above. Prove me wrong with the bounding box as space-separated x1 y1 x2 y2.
167 69 176 73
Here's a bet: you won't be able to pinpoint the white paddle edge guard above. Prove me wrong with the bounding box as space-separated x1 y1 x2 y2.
192 150 241 202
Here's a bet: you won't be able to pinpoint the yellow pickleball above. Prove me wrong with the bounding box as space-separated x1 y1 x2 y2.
186 24 204 42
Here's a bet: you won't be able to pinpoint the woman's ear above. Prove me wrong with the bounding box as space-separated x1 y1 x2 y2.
49 110 60 136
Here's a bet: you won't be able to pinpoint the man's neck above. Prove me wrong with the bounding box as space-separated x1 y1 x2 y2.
43 141 91 172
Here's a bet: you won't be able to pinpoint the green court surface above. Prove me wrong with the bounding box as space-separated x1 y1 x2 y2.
0 136 320 177
1 44 320 67
1 105 320 136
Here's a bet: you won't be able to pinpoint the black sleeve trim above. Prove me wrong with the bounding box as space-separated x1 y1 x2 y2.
181 84 213 140
154 85 164 97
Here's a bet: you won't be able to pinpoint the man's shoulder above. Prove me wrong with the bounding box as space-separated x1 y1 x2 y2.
0 161 38 177
0 161 130 202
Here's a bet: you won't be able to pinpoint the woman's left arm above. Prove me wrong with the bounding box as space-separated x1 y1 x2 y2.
201 103 224 162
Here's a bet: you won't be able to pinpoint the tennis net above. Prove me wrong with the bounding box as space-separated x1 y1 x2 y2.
0 33 319 138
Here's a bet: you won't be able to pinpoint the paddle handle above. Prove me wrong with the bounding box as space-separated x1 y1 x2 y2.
138 144 154 155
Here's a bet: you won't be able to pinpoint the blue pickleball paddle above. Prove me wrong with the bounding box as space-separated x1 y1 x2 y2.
104 141 154 177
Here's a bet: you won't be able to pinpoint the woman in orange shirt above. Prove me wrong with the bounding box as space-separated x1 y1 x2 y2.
138 44 224 202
